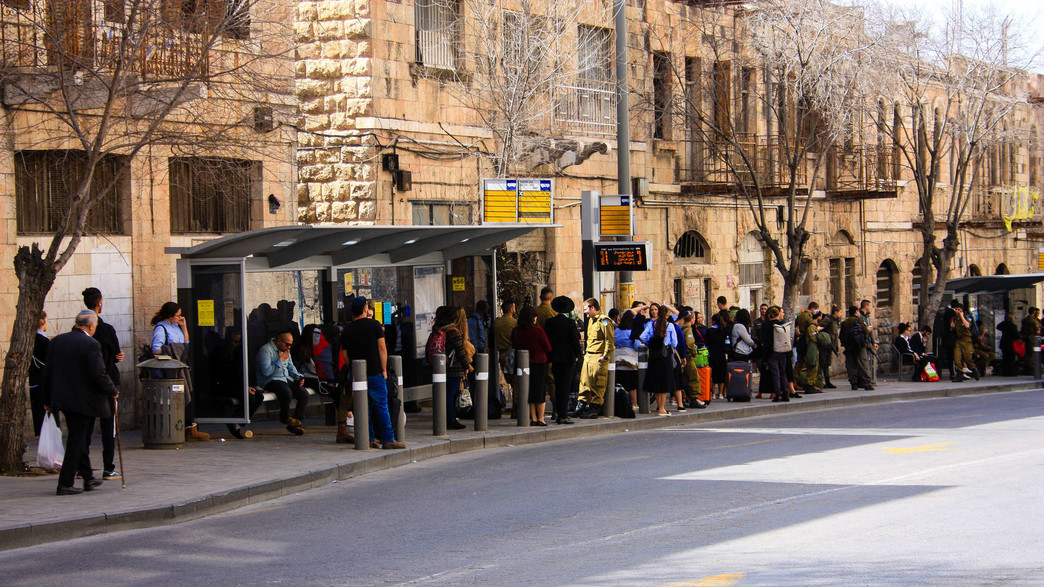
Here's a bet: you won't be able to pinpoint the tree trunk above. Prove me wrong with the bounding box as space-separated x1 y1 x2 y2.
0 244 57 472
922 232 958 332
915 210 938 328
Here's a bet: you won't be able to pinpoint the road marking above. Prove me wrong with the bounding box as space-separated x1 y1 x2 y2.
662 573 745 587
881 442 955 454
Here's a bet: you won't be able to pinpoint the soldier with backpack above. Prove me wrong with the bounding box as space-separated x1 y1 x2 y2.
840 306 873 390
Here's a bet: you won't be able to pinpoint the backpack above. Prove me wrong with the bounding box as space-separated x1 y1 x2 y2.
425 326 457 365
839 321 856 349
614 384 636 419
772 323 792 353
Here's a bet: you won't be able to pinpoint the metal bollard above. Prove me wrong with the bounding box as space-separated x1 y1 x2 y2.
432 354 447 436
603 349 615 418
351 360 369 450
637 347 650 414
474 353 489 431
1036 336 1042 381
388 355 406 443
516 350 530 427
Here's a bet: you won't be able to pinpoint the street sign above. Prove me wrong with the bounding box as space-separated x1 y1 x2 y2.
594 241 650 271
482 178 553 224
599 194 632 237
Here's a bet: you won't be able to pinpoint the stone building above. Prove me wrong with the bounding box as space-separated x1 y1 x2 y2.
0 0 296 427
294 0 1044 334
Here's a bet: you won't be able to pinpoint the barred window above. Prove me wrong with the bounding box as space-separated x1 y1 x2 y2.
416 0 460 70
673 230 707 261
16 150 127 235
169 157 258 234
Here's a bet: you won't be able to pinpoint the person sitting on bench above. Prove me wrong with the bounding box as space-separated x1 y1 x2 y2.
256 331 309 435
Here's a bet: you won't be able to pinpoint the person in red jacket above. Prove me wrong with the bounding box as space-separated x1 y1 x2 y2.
512 305 553 426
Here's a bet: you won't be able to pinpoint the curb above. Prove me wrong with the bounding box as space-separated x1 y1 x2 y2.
2 379 1040 551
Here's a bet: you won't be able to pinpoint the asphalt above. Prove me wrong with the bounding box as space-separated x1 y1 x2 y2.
1 374 1040 552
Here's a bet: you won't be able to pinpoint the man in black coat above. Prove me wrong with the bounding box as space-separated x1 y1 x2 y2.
42 310 119 495
544 296 582 425
82 287 124 480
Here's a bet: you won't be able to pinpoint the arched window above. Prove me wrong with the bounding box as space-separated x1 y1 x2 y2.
673 230 708 261
996 263 1010 275
968 264 982 277
876 260 898 311
830 230 856 246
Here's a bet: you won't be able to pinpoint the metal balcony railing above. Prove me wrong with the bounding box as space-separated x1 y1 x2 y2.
680 133 807 191
551 78 617 137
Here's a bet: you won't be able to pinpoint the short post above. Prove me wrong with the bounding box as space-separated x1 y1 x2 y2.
474 353 489 431
388 355 406 443
516 350 530 427
432 354 447 436
351 360 369 450
637 347 650 414
1035 336 1042 381
603 349 616 418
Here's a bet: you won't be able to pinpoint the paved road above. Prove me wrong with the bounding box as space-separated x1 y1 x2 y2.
3 391 1042 585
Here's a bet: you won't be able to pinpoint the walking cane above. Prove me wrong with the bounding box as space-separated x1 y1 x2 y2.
114 399 126 488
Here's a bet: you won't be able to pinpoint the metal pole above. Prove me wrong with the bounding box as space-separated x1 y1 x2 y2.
351 360 369 450
1035 336 1041 381
637 347 650 414
516 350 530 427
388 355 406 443
432 354 447 436
603 349 616 418
614 0 630 196
474 353 489 431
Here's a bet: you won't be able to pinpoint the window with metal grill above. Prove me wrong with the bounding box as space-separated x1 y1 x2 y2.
673 230 707 260
16 150 127 235
411 201 472 225
415 0 460 70
169 157 257 234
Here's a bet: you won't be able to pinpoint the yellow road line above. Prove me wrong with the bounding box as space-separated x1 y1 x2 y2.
881 442 955 454
661 572 746 586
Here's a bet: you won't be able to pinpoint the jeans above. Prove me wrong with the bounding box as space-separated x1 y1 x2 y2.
446 375 461 423
366 375 395 443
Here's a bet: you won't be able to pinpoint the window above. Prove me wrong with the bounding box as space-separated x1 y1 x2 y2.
653 52 672 140
737 67 754 135
912 262 924 309
1 0 30 9
16 150 127 235
711 61 731 136
412 202 472 226
46 0 95 66
169 157 257 234
673 230 707 261
103 0 125 23
162 0 249 38
738 232 765 286
415 0 460 70
876 260 897 311
830 257 856 308
578 25 612 83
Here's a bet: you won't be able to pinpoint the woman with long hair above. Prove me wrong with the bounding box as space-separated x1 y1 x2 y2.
640 303 679 415
730 308 757 362
151 302 209 440
512 305 553 426
437 306 472 430
706 313 729 400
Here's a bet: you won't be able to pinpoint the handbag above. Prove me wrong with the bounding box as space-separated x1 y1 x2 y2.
1013 339 1026 357
37 413 64 471
457 379 473 412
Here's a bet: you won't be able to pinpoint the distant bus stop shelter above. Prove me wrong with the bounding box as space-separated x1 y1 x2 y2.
166 223 554 425
938 273 1044 354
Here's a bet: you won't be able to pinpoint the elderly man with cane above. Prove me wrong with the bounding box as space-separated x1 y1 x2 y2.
43 310 120 495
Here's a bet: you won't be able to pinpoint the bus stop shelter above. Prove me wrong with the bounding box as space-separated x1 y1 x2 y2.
165 223 554 425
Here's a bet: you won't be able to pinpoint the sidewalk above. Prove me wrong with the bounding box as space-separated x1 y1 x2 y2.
1 375 1040 551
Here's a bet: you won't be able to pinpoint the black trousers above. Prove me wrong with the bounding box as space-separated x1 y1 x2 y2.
58 411 96 488
264 380 309 422
551 360 577 420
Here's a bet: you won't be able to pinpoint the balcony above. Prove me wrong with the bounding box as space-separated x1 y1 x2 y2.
1 1 209 78
551 78 617 137
825 145 901 199
679 134 807 195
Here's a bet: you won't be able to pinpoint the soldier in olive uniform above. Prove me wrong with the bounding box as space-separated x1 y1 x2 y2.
574 298 615 419
952 303 979 381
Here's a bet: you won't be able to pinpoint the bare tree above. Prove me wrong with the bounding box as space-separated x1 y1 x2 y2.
415 0 610 177
641 0 874 319
0 0 294 472
869 0 1036 326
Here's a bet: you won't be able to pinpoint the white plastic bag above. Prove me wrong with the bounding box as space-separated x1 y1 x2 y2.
36 413 64 471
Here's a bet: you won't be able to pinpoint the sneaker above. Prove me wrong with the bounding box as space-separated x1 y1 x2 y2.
677 406 687 412
103 470 122 481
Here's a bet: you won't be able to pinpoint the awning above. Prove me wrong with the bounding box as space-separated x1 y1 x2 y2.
941 273 1044 294
166 223 556 269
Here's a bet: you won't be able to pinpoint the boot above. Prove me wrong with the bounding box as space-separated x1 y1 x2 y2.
336 422 354 444
570 401 587 418
579 403 600 419
186 424 210 441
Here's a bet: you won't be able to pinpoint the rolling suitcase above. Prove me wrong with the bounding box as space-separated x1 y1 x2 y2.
697 366 712 402
726 361 752 402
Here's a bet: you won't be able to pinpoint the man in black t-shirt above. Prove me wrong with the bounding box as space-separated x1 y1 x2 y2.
340 297 404 449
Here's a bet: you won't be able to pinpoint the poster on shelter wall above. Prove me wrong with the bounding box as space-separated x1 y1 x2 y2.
413 265 445 359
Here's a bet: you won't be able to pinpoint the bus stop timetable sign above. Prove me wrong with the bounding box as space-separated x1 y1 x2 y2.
482 178 553 224
594 241 650 271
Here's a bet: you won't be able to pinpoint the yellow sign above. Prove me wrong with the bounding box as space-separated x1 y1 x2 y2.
1038 249 1044 271
344 272 354 295
373 301 383 324
452 277 466 291
599 195 632 237
482 178 553 224
197 300 215 327
1002 185 1039 231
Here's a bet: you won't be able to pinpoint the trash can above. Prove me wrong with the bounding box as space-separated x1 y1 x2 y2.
137 357 189 449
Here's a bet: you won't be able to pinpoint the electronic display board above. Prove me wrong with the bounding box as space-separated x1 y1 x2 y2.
594 241 650 271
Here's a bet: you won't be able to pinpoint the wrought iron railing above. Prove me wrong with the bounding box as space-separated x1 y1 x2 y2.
551 78 617 137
